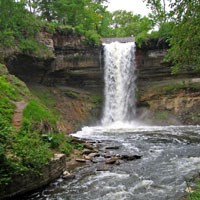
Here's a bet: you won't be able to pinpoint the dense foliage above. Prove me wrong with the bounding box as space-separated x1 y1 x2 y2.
167 0 200 73
0 0 199 71
0 0 152 46
144 0 200 73
0 64 74 187
0 0 41 48
103 10 152 40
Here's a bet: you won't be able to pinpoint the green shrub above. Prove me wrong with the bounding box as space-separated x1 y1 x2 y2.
42 133 74 155
135 31 150 47
0 98 15 124
0 76 19 100
19 38 41 54
90 95 103 105
84 30 101 45
12 132 52 173
0 120 16 186
0 30 15 47
59 142 73 155
23 99 57 127
42 21 57 34
45 133 66 149
73 143 84 151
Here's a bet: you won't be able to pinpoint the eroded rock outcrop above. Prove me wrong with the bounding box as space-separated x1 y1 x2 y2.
0 154 66 199
134 39 200 125
5 29 103 90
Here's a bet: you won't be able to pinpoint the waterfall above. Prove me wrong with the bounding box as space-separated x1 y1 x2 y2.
102 42 137 125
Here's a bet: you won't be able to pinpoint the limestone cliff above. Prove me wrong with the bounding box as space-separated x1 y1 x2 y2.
5 29 103 90
136 39 200 125
3 32 200 125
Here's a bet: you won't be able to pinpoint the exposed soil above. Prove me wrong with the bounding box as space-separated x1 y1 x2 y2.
12 101 27 130
28 84 102 134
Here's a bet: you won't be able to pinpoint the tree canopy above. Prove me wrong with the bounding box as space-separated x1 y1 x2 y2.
0 0 199 72
144 0 200 73
107 10 151 38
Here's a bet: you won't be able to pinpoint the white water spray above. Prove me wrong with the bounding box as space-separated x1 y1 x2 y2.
102 42 137 125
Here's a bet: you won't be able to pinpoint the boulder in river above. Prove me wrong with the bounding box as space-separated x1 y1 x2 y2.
120 154 142 161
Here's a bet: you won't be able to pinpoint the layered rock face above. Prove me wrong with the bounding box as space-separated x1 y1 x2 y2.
4 33 200 125
46 32 103 89
136 39 197 85
135 39 200 125
6 30 103 90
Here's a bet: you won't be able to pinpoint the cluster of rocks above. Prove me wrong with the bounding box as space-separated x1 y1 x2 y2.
62 140 142 180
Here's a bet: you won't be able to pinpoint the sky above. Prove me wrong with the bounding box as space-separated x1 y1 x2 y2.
107 0 150 16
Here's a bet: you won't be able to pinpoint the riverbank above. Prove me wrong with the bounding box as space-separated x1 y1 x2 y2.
0 63 102 199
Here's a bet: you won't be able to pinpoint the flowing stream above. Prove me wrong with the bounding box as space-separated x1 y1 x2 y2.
25 42 200 200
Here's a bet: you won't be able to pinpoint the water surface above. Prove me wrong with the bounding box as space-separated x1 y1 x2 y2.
27 123 200 200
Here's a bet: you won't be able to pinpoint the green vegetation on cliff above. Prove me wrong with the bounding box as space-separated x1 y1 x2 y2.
0 0 199 72
0 64 74 187
143 0 200 73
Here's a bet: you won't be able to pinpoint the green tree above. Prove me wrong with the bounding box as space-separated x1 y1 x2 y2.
144 0 168 27
144 0 200 73
106 10 151 38
167 0 200 73
0 0 41 47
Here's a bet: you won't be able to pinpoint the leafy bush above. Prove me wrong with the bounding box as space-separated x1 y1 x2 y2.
42 133 74 155
0 130 52 186
23 99 57 130
135 32 150 47
12 132 52 172
84 30 101 45
44 133 65 149
19 39 42 54
42 21 57 34
0 76 19 100
59 142 73 155
0 98 15 124
73 143 84 151
0 30 15 47
0 119 15 186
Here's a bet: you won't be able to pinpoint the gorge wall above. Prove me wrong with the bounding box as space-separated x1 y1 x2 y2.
6 30 103 90
4 31 200 125
135 39 200 125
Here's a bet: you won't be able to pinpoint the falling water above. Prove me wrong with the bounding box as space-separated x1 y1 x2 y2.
102 42 137 125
